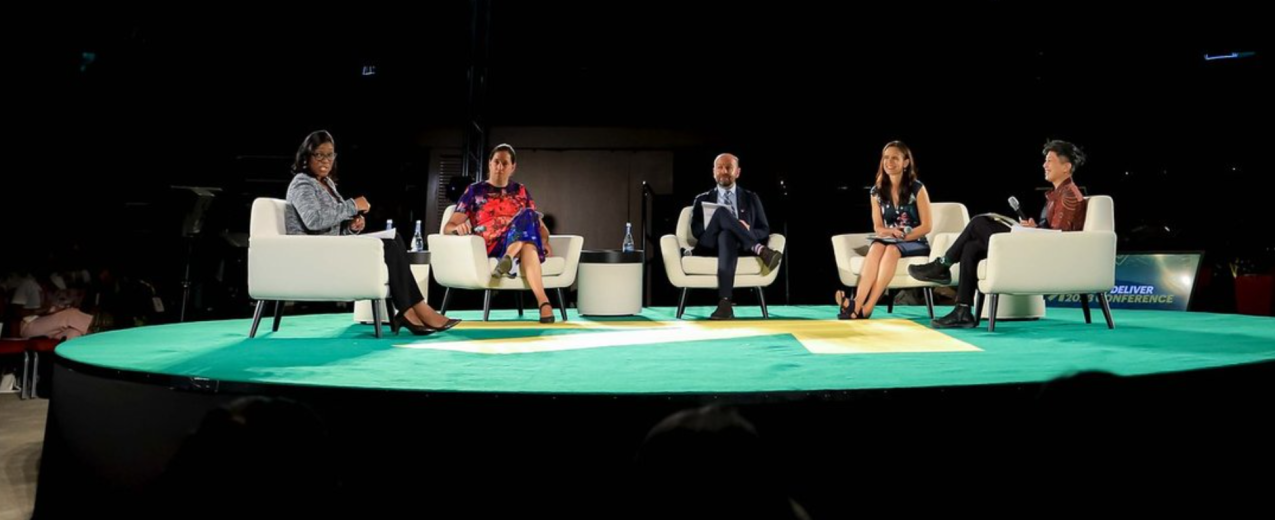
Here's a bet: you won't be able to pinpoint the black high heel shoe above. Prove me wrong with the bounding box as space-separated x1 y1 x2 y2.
423 317 462 332
538 302 555 324
392 311 436 336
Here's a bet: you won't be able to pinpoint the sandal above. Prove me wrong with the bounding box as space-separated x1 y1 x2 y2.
835 290 867 320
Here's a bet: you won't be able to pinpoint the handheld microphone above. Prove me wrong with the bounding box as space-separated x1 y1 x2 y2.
1008 196 1028 221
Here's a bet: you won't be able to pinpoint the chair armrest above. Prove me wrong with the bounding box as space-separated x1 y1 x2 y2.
660 234 690 286
831 233 873 261
982 231 1117 294
766 234 786 253
831 233 872 286
248 235 387 300
549 235 585 284
427 234 491 288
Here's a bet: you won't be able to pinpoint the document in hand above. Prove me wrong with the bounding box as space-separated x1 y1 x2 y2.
701 202 726 225
360 229 398 240
1010 225 1060 234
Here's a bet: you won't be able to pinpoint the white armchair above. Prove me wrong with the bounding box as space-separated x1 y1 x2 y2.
247 198 390 338
976 195 1117 332
660 207 786 319
831 202 969 318
428 205 584 321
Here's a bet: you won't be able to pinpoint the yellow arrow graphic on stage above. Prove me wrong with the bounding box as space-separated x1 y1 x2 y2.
394 319 980 355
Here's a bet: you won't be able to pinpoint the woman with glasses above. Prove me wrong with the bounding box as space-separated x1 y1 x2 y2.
285 130 459 335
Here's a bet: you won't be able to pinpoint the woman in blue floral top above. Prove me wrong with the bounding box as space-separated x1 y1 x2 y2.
836 141 934 319
444 144 558 323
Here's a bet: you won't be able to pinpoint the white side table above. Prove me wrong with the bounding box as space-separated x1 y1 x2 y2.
355 251 430 323
578 250 643 316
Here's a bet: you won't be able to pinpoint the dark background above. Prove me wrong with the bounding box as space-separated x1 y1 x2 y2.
4 1 1271 324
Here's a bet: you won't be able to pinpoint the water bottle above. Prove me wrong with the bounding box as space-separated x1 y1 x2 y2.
622 222 635 252
386 219 394 233
411 220 424 252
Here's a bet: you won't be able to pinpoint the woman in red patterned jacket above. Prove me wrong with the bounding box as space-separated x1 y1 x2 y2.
444 144 558 323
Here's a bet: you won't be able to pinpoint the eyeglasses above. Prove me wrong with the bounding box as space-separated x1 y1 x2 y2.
310 152 338 161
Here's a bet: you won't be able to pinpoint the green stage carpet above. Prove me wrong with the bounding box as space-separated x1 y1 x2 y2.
56 306 1275 394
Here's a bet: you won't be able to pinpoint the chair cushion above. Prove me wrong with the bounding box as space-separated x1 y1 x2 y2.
681 255 763 276
848 255 933 277
487 256 567 277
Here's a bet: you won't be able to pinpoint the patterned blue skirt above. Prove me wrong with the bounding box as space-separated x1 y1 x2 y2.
491 208 546 263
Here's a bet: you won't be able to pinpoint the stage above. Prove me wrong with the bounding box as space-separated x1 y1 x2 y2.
49 305 1275 392
35 305 1275 517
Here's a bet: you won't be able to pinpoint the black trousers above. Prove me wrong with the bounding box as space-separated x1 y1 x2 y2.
692 210 760 299
381 238 425 315
942 216 1011 305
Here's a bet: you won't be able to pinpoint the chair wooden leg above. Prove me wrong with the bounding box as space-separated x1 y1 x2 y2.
676 288 689 319
887 290 894 313
271 301 284 332
483 290 493 321
371 300 383 338
756 287 769 319
1097 292 1115 329
517 292 524 317
1080 294 1093 324
441 288 453 314
988 294 1000 332
924 287 935 319
974 292 985 327
249 300 267 338
557 288 569 321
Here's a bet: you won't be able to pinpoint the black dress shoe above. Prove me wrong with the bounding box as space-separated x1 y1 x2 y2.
908 258 952 284
709 298 735 320
932 304 977 329
758 246 783 273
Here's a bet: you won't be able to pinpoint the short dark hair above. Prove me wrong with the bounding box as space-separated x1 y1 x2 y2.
291 130 337 178
1043 140 1086 172
488 143 517 163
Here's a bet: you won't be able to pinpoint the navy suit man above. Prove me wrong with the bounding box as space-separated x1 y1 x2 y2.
689 153 783 320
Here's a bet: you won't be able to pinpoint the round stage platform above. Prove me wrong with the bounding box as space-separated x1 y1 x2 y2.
35 305 1275 518
55 305 1275 394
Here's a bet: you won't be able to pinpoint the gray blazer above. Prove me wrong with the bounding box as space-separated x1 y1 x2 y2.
285 173 360 236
